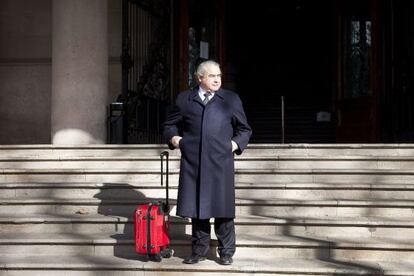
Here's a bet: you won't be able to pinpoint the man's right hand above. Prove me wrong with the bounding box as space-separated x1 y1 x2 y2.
171 136 182 149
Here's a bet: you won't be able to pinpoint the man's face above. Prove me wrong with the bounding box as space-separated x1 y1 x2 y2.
198 65 222 92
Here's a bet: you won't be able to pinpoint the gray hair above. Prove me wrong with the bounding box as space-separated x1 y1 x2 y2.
195 60 221 78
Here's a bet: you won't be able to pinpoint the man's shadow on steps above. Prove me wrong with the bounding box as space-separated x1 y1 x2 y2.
95 183 189 261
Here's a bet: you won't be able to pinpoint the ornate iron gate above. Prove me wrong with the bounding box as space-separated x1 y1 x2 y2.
120 0 171 143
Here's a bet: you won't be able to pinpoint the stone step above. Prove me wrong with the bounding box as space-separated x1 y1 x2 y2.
242 144 414 157
1 213 413 239
3 255 410 276
3 168 414 184
0 198 413 218
0 145 168 157
2 155 414 170
1 233 414 261
2 144 414 158
1 182 414 200
1 144 414 275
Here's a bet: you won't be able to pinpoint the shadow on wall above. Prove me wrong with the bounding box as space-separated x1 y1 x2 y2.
94 183 188 261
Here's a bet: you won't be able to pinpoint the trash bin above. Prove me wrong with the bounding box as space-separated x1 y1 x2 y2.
109 102 125 144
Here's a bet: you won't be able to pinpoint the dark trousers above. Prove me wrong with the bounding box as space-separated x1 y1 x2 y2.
191 218 235 257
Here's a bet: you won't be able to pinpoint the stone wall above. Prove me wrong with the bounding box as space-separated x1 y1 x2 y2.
0 0 52 144
0 0 121 144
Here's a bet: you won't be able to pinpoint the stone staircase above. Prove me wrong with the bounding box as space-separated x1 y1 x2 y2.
1 144 414 275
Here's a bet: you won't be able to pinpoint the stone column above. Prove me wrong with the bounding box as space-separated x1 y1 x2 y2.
51 0 108 144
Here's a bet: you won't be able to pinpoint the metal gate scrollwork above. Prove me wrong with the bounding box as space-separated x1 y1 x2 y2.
120 0 171 144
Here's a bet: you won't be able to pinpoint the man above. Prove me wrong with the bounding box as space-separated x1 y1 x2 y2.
163 60 252 265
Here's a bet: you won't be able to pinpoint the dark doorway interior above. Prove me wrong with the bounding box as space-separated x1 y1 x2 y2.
224 1 336 143
386 1 414 142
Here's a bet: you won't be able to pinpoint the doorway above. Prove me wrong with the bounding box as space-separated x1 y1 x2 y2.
225 1 336 143
171 0 408 143
335 0 381 142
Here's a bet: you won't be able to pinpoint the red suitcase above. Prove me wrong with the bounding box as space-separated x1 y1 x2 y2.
134 151 173 260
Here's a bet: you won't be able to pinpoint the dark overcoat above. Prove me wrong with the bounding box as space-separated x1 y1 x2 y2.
163 88 252 219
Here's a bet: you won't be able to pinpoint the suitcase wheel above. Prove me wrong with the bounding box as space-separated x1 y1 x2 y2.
160 248 174 258
149 253 162 262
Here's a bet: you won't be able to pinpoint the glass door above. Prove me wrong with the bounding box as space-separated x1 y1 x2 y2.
176 0 225 92
336 0 381 142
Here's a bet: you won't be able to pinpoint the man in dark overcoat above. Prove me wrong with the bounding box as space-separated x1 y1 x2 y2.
163 60 252 265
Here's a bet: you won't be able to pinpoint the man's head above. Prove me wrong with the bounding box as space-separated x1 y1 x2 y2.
196 60 222 92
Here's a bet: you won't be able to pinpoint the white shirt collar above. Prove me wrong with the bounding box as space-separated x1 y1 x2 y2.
198 87 214 101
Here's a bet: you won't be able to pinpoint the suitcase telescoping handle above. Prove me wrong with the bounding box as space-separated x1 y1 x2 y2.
160 151 169 210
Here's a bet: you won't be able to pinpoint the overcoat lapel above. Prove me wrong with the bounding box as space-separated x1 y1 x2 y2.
190 89 204 106
207 89 224 105
189 88 225 107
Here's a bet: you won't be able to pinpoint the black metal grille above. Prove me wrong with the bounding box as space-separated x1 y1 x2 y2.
120 0 171 144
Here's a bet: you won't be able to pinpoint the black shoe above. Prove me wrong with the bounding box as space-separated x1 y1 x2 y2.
183 254 206 264
218 255 233 265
